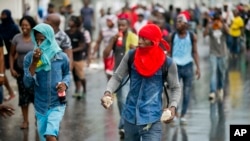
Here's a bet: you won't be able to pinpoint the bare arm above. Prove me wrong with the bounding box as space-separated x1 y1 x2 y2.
9 44 20 78
103 35 118 58
223 22 229 34
93 31 103 56
0 47 4 74
192 34 201 80
9 44 16 71
0 46 4 85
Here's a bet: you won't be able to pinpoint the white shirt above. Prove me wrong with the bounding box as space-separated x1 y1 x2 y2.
134 20 148 33
222 11 234 26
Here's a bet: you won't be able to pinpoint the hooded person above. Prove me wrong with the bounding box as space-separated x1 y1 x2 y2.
30 23 62 72
0 9 20 52
101 24 181 141
23 23 70 141
134 24 170 77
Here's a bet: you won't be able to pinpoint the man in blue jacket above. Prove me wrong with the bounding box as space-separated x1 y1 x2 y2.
23 23 70 141
101 24 181 141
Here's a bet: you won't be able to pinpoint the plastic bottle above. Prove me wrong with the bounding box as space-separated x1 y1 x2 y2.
57 82 66 104
116 31 123 46
58 91 66 104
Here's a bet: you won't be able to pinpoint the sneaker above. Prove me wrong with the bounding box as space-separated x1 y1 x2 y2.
119 129 125 139
77 93 83 99
217 89 224 102
180 117 187 125
209 92 216 103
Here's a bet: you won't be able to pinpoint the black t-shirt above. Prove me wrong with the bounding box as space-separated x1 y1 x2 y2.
66 30 85 61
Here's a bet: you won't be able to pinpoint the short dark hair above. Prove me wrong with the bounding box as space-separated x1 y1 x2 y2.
19 15 37 28
70 16 81 27
48 3 55 8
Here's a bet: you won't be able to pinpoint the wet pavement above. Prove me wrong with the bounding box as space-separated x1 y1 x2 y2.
1 33 250 141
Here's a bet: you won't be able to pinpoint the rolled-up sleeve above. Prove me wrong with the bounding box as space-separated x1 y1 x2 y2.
23 52 35 88
167 61 181 108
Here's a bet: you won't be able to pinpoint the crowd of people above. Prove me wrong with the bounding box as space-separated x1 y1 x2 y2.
0 0 250 141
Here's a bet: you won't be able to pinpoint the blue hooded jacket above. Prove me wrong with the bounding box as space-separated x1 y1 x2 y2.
31 23 62 72
23 23 70 114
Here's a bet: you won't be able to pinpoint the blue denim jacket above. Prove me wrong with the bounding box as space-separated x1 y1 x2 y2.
23 51 70 114
123 64 164 125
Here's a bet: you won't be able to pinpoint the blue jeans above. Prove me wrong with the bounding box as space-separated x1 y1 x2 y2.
209 54 227 93
177 63 193 116
124 120 162 141
36 105 66 141
226 34 231 50
0 85 3 104
117 76 130 130
228 36 240 54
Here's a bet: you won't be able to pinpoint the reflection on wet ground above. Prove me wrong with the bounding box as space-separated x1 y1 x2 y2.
1 43 250 141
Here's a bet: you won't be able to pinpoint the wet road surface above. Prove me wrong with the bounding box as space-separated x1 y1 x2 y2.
1 35 250 141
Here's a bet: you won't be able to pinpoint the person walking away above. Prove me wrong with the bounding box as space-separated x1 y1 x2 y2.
101 24 181 141
203 12 229 103
23 23 70 141
0 9 20 101
9 16 37 129
169 12 201 125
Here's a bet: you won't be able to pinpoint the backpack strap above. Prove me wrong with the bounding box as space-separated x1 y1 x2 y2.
127 49 136 75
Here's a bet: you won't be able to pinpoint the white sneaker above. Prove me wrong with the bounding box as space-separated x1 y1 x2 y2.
180 117 187 125
209 92 216 103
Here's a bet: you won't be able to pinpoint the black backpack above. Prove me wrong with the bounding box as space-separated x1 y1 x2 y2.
114 49 173 107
